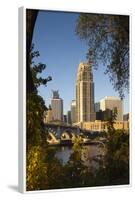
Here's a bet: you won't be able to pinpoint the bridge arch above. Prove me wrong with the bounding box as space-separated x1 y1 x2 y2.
47 132 60 145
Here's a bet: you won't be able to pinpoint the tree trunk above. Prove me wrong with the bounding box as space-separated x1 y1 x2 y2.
26 9 38 93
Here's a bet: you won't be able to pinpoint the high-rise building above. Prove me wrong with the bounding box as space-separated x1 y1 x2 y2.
76 62 95 122
96 109 113 121
71 100 76 124
63 114 67 124
51 90 63 121
100 96 123 121
67 110 72 125
95 102 100 112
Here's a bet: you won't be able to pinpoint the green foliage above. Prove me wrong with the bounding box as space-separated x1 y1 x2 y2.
76 14 129 98
106 107 117 133
94 107 129 185
26 45 53 190
26 146 48 191
105 130 129 184
30 44 52 91
72 136 83 152
26 131 129 190
27 93 47 146
94 129 129 186
63 137 89 188
26 145 65 191
27 44 52 146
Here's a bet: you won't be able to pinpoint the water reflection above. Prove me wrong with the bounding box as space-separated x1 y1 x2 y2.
55 146 73 164
55 144 103 167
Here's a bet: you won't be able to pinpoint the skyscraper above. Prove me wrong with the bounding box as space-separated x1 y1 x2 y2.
95 102 100 112
51 90 63 121
71 100 76 124
76 62 95 122
67 110 72 125
100 96 123 121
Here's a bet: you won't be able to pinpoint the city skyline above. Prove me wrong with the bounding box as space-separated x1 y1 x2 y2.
32 10 129 114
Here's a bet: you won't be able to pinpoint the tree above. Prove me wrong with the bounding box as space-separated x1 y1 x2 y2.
95 107 129 185
64 137 89 188
27 44 52 146
104 130 129 185
27 93 46 146
106 107 117 133
26 145 65 190
26 9 38 93
76 14 129 98
26 146 48 191
30 44 52 91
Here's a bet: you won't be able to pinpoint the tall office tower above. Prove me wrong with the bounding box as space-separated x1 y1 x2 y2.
67 110 72 125
76 62 95 122
51 90 63 121
100 96 123 121
63 114 67 124
95 102 100 112
71 100 76 124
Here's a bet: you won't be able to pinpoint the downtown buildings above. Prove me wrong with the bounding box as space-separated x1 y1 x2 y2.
100 96 123 121
44 90 63 123
44 62 128 132
74 62 128 132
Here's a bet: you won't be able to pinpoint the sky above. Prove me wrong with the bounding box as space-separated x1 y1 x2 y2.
32 10 129 114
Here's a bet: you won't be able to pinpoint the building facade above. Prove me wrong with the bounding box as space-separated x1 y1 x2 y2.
100 96 123 121
77 120 129 132
96 109 113 121
123 113 129 121
67 110 72 125
76 62 95 122
44 106 53 123
51 90 63 121
63 114 67 124
95 102 100 112
71 100 76 124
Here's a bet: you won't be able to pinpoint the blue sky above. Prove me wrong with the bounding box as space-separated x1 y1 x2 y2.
32 10 129 114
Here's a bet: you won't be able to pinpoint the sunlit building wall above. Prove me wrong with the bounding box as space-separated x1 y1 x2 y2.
51 90 63 121
100 96 123 121
76 62 95 123
44 109 53 123
77 120 129 132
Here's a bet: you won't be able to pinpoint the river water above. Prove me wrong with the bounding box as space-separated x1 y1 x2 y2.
55 144 104 167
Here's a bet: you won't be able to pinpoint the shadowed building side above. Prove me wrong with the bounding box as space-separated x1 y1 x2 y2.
71 100 76 125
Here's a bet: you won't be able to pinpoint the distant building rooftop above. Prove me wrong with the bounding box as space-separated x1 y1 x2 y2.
100 96 121 101
52 90 59 99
